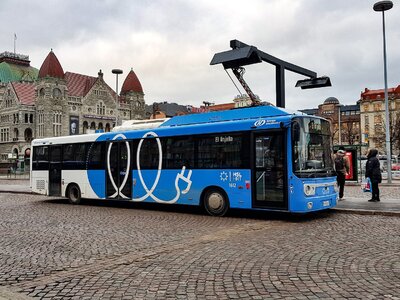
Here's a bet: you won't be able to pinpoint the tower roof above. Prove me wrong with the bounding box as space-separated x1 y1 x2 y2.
323 97 339 105
0 62 38 83
38 50 64 79
120 69 143 94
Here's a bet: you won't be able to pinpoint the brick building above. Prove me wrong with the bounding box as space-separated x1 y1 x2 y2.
301 97 361 146
0 50 145 164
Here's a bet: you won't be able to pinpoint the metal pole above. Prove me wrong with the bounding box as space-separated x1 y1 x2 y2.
116 74 119 126
112 69 123 127
382 10 392 183
338 105 341 145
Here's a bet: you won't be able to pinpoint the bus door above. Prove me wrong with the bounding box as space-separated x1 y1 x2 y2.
252 131 288 209
106 140 132 199
49 145 62 196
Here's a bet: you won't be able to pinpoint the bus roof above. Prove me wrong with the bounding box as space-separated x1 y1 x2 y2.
161 105 295 127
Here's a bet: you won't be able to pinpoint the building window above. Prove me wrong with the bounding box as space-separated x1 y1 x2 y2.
0 127 10 142
374 115 383 135
363 104 369 112
83 121 88 134
53 88 62 98
13 128 19 141
39 88 45 97
53 111 62 136
38 110 44 137
373 103 382 111
24 128 33 142
5 99 12 108
96 101 106 115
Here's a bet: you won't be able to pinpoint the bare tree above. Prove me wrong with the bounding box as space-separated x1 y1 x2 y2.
341 122 359 145
390 112 400 156
372 112 400 155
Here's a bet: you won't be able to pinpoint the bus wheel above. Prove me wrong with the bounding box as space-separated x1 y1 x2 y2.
67 184 81 205
203 189 229 217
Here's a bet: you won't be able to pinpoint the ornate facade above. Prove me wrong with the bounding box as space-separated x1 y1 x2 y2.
359 86 400 156
0 50 145 164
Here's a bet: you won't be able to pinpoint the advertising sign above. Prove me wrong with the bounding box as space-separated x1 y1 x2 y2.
69 116 79 135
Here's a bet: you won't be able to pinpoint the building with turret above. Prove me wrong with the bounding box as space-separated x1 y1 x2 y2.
300 97 360 146
0 50 145 165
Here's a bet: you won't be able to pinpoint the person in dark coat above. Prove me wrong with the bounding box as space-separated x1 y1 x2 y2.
365 149 382 202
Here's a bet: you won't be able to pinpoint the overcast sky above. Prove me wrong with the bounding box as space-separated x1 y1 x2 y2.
1 0 399 110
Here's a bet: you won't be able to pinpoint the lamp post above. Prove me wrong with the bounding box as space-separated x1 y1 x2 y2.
374 0 393 183
112 69 123 126
336 103 343 145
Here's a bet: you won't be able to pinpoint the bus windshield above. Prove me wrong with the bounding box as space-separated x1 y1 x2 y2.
292 117 334 177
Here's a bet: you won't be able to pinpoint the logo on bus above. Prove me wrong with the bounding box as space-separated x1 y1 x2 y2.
254 119 266 127
106 131 193 204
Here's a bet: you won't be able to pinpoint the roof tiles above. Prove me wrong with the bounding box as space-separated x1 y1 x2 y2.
38 50 64 79
121 69 143 94
65 72 97 97
12 82 36 105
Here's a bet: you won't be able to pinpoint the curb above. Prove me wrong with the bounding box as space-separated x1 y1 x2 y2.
332 208 400 217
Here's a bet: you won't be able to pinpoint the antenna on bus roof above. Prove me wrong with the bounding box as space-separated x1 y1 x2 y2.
210 40 331 108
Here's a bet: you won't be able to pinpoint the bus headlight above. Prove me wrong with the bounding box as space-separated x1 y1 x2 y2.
307 202 313 209
304 184 316 196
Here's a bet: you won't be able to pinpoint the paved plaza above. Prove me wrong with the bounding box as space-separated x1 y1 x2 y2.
0 190 399 299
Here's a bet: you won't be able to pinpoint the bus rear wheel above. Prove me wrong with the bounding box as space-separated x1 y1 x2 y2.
203 189 229 217
67 184 81 205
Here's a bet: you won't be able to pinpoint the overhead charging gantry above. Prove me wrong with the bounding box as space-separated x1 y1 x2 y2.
210 39 331 108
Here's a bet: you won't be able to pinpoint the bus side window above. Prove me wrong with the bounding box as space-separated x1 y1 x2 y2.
87 142 105 170
196 134 247 169
164 137 194 169
33 146 49 170
62 143 87 170
139 138 163 169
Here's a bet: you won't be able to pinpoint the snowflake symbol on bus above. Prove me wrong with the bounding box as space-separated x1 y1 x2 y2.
232 172 242 181
220 171 228 181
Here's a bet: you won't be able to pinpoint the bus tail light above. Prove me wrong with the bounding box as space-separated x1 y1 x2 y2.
245 181 250 189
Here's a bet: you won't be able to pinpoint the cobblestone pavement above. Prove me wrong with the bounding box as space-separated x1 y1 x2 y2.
0 193 399 299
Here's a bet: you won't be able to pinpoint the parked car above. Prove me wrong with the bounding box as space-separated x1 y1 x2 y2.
392 163 400 171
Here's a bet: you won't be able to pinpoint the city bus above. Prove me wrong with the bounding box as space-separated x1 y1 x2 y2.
30 105 338 216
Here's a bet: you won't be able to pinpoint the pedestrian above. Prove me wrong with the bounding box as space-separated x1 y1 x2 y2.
365 148 382 202
334 147 350 200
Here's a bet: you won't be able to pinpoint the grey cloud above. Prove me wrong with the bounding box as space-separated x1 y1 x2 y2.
1 0 399 110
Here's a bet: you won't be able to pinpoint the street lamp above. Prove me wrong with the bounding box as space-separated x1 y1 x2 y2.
112 68 123 126
337 104 343 145
373 0 393 183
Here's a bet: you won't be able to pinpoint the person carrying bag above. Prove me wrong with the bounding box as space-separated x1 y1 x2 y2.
365 149 382 202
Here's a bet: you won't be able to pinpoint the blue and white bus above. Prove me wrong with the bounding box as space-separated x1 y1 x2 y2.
30 105 338 216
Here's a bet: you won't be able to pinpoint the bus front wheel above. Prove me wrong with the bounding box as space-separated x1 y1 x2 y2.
67 184 81 205
203 188 229 217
